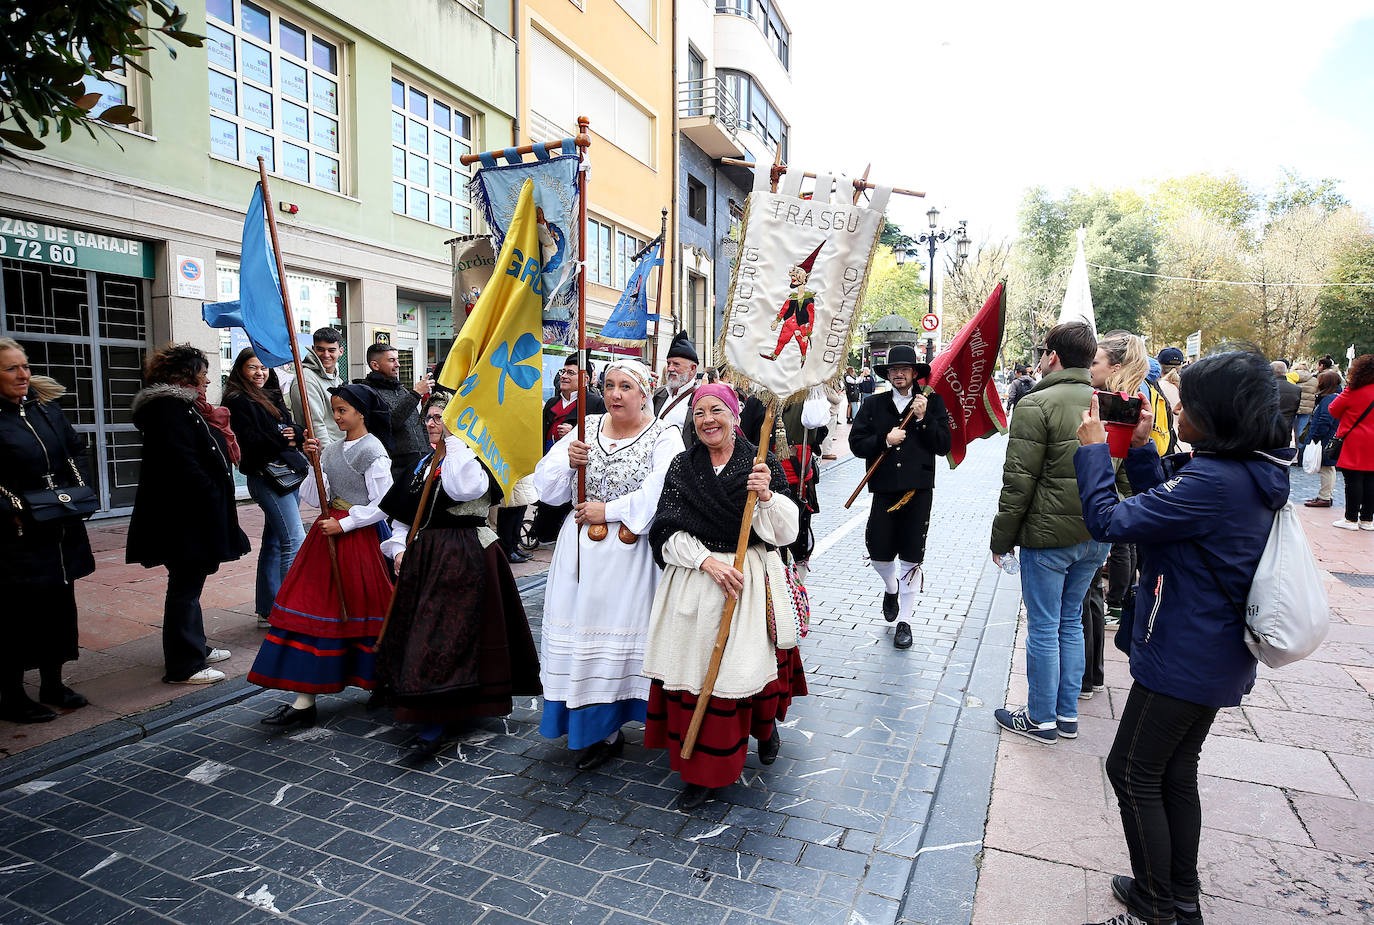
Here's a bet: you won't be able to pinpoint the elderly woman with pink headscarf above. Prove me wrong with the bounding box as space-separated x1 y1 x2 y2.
643 384 808 810
531 358 683 770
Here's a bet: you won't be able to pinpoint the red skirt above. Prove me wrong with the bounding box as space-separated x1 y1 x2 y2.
644 647 807 789
265 509 392 639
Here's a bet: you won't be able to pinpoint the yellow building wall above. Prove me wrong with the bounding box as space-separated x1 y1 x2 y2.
520 0 675 353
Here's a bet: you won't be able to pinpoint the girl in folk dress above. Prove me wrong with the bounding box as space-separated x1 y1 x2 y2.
643 384 807 810
248 384 394 727
532 359 683 769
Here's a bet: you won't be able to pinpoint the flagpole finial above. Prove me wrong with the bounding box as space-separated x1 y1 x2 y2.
1076 226 1087 244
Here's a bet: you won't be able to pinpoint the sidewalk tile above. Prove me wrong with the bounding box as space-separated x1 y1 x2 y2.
1196 827 1374 918
970 849 1086 925
1327 752 1374 802
985 787 1128 873
1286 790 1374 856
1268 678 1374 719
1245 706 1374 757
1197 735 1352 796
1196 776 1309 846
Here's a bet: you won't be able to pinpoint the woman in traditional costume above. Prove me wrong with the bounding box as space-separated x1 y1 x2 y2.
248 384 394 727
374 392 542 754
532 358 682 769
643 384 807 810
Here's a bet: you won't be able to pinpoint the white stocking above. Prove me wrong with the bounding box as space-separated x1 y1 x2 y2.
872 559 899 594
292 693 316 710
898 560 924 621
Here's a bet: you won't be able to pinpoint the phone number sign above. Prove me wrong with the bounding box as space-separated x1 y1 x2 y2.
0 217 155 279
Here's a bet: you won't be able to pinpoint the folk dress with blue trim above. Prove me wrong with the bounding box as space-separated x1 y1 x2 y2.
248 434 394 693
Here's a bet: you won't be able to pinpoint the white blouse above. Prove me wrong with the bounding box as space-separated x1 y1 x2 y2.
660 491 799 570
380 436 489 555
301 440 393 534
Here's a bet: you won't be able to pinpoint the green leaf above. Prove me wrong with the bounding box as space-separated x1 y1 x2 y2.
95 104 139 125
164 29 204 47
0 129 46 150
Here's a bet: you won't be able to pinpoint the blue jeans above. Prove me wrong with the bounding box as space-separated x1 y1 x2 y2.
1020 540 1110 724
247 474 306 618
1293 413 1311 446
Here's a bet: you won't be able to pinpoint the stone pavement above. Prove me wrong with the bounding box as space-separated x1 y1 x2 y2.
0 431 1018 924
1 502 554 763
972 464 1374 925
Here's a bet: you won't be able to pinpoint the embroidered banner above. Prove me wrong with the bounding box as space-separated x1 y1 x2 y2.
450 236 496 339
928 282 1009 467
722 169 891 403
599 237 663 345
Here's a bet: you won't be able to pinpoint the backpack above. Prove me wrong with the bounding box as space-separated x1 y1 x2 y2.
1144 380 1176 456
1198 502 1330 668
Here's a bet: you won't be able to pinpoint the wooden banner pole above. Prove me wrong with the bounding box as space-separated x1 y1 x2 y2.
648 207 668 373
255 157 349 622
718 157 925 199
374 437 446 647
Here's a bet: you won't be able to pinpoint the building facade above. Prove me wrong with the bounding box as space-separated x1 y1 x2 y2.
675 0 794 364
0 0 517 514
520 0 675 377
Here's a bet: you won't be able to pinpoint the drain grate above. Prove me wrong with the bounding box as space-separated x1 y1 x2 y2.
1330 571 1374 588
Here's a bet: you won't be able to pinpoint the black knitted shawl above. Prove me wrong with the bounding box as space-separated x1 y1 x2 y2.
649 437 789 568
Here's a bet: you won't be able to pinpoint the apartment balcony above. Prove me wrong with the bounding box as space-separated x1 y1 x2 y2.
678 78 745 159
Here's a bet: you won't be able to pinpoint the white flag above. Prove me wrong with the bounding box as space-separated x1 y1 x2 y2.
1058 226 1097 336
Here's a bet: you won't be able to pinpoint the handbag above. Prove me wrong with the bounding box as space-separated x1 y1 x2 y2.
20 458 98 522
1326 397 1374 465
261 448 309 495
763 549 802 649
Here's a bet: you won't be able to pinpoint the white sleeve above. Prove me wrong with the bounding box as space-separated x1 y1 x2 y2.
533 429 578 505
300 466 325 509
439 435 490 502
338 457 394 532
380 521 408 558
801 388 830 429
604 427 684 535
751 491 799 546
662 530 712 570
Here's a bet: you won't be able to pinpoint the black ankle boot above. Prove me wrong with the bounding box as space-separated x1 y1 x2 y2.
38 685 88 710
678 783 714 810
576 731 625 771
261 703 317 728
758 727 781 765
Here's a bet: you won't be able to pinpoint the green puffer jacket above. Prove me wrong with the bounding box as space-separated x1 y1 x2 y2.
991 367 1121 553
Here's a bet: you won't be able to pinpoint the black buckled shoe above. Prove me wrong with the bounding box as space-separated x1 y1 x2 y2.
678 783 714 811
260 703 317 728
0 699 57 724
882 591 900 623
576 731 625 771
38 685 88 710
758 727 781 765
894 621 913 649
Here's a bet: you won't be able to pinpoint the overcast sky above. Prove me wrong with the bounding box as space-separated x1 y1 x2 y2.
786 0 1374 244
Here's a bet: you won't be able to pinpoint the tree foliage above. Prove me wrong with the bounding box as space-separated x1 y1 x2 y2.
857 245 928 330
0 1 201 158
1310 236 1374 361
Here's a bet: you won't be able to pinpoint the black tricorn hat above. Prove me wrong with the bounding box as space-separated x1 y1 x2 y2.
667 330 698 364
874 344 931 382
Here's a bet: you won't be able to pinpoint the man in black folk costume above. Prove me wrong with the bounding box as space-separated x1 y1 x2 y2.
848 345 952 649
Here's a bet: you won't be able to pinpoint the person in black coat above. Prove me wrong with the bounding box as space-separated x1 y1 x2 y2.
223 348 308 629
0 338 96 723
1273 361 1301 437
127 344 251 684
848 345 952 649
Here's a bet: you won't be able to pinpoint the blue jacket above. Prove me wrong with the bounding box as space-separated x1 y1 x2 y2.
1074 443 1292 708
1307 393 1340 466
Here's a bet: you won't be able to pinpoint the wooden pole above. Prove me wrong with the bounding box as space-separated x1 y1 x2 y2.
374 437 446 647
575 117 591 564
648 207 668 373
680 400 775 760
255 157 349 622
843 401 920 509
718 157 925 199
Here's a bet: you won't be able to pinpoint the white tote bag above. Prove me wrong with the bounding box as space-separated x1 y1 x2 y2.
1301 441 1322 474
1244 502 1330 667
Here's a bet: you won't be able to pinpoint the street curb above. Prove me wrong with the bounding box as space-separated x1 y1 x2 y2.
897 555 1021 925
0 571 550 793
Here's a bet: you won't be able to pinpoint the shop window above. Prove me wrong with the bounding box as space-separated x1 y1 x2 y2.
688 176 708 225
529 29 654 167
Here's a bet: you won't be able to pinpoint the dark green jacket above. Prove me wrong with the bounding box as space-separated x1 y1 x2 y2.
991 367 1119 553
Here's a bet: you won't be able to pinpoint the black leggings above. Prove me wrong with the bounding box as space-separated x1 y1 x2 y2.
1340 468 1374 522
1106 683 1218 925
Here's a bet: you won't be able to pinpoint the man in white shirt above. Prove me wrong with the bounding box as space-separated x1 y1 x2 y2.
653 331 700 447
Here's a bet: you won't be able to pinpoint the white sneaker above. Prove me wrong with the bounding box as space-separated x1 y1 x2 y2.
256 615 271 629
1333 519 1360 531
1361 522 1374 531
207 648 231 663
168 668 225 684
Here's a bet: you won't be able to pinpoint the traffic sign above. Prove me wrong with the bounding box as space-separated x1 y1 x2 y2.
1185 330 1201 357
921 313 940 332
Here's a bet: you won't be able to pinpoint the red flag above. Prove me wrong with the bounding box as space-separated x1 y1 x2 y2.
928 282 1009 467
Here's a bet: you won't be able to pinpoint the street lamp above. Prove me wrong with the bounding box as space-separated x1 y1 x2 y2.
914 211 971 362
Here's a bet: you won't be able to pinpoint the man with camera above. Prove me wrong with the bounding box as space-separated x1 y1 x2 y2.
357 343 432 484
990 322 1111 744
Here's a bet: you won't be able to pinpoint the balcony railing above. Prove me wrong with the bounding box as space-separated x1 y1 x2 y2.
678 77 739 132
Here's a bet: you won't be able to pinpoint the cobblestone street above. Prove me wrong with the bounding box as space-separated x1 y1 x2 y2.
0 436 1017 925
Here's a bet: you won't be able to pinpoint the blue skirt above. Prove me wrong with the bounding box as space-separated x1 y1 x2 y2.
540 698 646 750
248 628 376 694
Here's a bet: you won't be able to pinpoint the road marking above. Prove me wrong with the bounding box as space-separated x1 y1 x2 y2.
811 502 871 562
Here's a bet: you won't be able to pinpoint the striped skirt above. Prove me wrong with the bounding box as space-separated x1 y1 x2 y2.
644 647 807 789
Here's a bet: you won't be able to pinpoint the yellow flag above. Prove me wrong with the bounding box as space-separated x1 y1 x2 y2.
438 179 544 499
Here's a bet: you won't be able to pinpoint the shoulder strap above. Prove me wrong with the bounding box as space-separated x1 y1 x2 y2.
1346 397 1374 433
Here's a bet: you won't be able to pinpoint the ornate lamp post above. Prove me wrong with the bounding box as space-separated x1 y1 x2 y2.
914 207 971 362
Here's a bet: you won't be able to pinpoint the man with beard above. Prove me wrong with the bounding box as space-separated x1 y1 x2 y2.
358 343 431 484
653 331 700 448
848 345 952 649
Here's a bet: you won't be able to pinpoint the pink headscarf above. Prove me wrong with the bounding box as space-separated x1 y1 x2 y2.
691 382 740 419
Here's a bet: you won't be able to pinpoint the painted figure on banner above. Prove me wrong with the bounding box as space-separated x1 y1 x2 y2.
536 207 567 274
760 242 822 361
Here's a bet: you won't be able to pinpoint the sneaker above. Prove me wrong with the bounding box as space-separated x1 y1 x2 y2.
1093 684 1106 692
167 668 226 684
1057 715 1079 738
206 648 231 664
1333 519 1360 531
993 706 1057 744
1303 497 1332 507
1105 606 1122 627
1078 689 1094 701
1111 874 1202 925
1084 914 1149 925
1361 522 1374 531
256 615 271 629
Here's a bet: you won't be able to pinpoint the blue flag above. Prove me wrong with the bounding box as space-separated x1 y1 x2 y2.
598 238 662 345
202 183 293 368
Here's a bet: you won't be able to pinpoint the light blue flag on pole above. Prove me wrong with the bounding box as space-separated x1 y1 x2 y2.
202 183 293 368
598 238 663 345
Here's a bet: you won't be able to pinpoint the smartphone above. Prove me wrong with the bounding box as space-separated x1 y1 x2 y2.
1095 390 1143 426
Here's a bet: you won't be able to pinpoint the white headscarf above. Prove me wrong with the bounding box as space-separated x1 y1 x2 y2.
603 358 654 399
